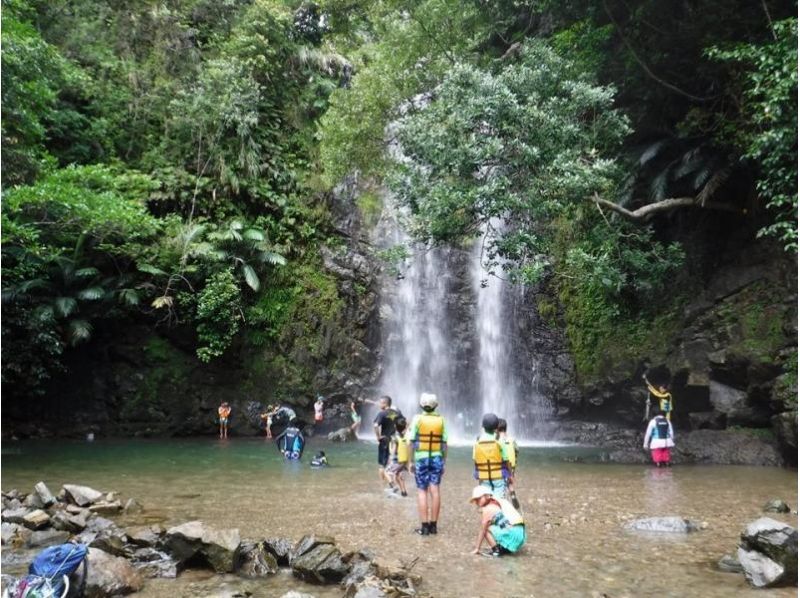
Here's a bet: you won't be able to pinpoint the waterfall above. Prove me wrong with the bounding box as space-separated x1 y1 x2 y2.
374 202 553 442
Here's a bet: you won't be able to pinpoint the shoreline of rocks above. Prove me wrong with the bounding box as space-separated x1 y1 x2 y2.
1 482 423 598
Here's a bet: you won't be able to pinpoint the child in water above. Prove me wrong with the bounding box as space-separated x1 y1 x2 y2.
386 417 409 497
310 451 328 467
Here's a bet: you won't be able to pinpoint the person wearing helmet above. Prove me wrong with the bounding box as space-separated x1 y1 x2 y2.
469 486 526 557
472 413 512 499
408 392 448 536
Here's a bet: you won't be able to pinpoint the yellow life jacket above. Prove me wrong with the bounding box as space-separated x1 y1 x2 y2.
497 498 524 526
396 435 409 463
501 436 517 469
474 439 504 481
415 413 444 455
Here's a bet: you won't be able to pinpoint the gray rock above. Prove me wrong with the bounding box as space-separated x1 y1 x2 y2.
33 482 56 507
740 517 798 578
165 520 241 573
88 500 123 515
1 523 23 545
51 510 89 533
717 554 744 573
737 547 786 588
23 493 44 509
90 528 132 558
291 534 336 563
85 547 144 597
343 559 378 590
328 427 354 442
688 411 726 431
126 525 162 547
624 517 699 534
234 541 278 577
264 537 293 565
279 593 317 598
292 543 349 584
1 507 28 524
22 509 50 530
85 516 115 533
123 498 144 514
763 499 791 514
63 484 104 507
27 529 71 548
353 587 389 598
130 547 178 578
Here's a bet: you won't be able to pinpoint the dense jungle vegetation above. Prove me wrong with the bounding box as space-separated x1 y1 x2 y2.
2 0 796 399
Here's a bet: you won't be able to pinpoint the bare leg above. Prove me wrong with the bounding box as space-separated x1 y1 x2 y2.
429 484 441 522
484 530 497 548
398 471 407 495
417 488 429 521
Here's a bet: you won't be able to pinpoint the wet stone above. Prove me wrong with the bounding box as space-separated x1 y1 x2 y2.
624 517 699 534
1 507 28 525
22 509 50 530
130 547 178 579
234 541 278 578
264 537 293 565
291 535 336 563
763 499 791 514
27 529 71 548
63 484 104 507
33 482 56 507
717 554 744 574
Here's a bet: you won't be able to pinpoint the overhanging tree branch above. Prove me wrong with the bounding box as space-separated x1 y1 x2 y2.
590 193 745 222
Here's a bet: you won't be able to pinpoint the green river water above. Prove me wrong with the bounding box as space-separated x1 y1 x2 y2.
1 438 797 597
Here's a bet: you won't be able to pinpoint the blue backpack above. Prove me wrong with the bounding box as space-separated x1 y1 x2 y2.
6 543 88 598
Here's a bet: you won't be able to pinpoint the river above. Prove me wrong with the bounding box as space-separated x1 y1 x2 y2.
2 438 797 597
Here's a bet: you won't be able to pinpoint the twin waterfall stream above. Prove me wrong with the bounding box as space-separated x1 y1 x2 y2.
374 206 553 443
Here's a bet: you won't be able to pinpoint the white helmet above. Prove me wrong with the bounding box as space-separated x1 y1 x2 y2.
419 393 438 409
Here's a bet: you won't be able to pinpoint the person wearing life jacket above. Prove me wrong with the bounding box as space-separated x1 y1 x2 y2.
473 413 512 499
310 450 328 467
643 374 674 422
372 396 403 489
386 417 410 497
276 422 305 460
408 393 448 535
496 418 520 508
314 395 325 424
643 410 675 467
218 402 232 439
469 485 526 557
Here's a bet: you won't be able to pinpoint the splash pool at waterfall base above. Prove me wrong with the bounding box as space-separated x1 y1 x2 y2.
2 438 797 598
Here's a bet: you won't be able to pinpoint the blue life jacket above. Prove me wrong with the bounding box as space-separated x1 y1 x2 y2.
280 426 304 460
655 417 670 440
22 543 88 596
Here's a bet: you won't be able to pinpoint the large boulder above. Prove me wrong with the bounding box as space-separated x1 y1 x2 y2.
264 537 294 565
234 541 278 578
165 520 241 573
291 543 349 584
33 482 56 507
22 509 50 530
290 535 336 563
63 485 104 507
85 547 144 597
328 427 354 442
126 525 163 548
624 517 699 534
740 517 798 580
737 548 787 588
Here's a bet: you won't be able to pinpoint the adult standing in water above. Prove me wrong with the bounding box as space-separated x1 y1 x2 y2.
372 396 402 489
218 402 232 439
408 393 447 535
643 410 675 467
314 395 325 425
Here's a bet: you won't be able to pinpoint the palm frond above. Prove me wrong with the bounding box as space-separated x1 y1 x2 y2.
54 296 78 318
242 228 266 242
138 263 168 276
75 267 100 278
34 305 55 322
649 168 670 202
242 264 261 291
67 319 93 345
78 287 106 301
151 295 174 309
118 288 140 306
697 167 732 207
17 279 48 294
638 140 667 166
258 251 287 266
181 224 206 245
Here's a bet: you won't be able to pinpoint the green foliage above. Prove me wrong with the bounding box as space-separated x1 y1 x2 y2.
196 269 242 362
389 41 631 276
355 190 382 227
707 18 798 251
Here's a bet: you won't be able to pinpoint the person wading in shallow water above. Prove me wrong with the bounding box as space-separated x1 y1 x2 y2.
469 486 526 557
218 402 231 439
643 410 675 467
372 396 403 489
408 393 447 535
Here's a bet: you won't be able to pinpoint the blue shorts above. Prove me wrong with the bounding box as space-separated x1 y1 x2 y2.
414 456 444 490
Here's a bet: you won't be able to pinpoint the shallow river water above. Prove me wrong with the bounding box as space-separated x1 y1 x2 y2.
2 438 797 598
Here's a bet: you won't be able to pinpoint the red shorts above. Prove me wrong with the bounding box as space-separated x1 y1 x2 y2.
651 447 671 464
